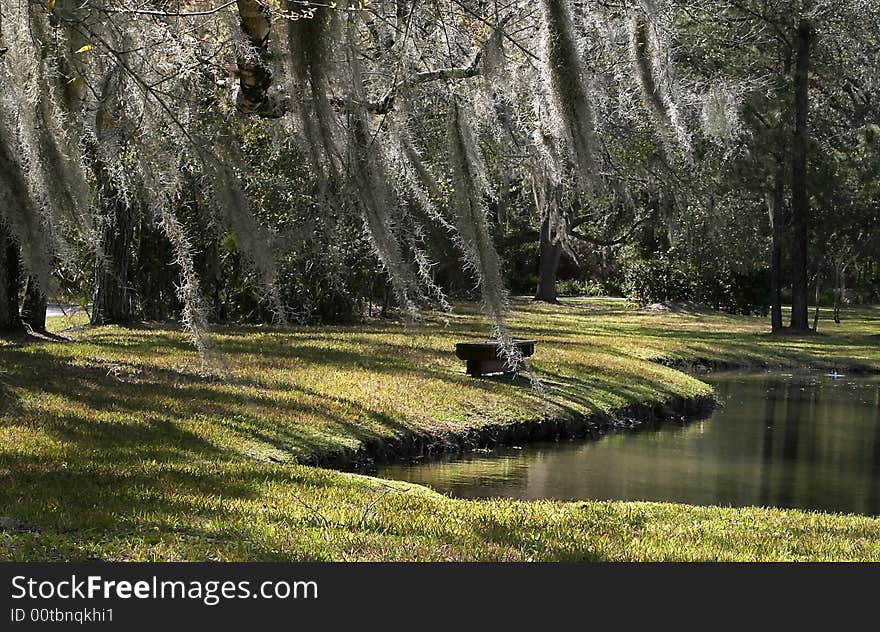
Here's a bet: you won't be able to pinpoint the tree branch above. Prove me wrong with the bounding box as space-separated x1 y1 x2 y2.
366 51 484 114
103 2 238 18
570 214 653 247
364 14 512 115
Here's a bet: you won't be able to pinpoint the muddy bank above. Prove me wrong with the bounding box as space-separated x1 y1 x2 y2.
309 392 717 471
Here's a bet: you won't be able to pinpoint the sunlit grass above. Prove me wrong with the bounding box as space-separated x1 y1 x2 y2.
1 299 879 561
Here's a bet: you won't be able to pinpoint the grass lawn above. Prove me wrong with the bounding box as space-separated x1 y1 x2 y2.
2 298 880 561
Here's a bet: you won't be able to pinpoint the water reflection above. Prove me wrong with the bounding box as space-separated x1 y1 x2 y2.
376 372 880 515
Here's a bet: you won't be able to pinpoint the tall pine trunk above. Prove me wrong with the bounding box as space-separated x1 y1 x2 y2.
0 223 23 333
833 260 846 324
789 20 812 332
767 158 785 332
534 213 562 303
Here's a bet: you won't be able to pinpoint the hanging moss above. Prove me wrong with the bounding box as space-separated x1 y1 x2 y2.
630 6 692 159
389 117 453 232
447 99 515 358
343 20 428 318
158 203 215 361
283 4 341 178
0 117 50 288
0 1 93 289
201 150 288 324
347 107 423 318
539 0 598 186
700 82 743 146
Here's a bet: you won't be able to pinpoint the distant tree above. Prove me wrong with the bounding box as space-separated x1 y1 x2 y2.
673 0 880 331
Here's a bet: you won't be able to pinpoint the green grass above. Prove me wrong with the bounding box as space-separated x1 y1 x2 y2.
2 299 880 561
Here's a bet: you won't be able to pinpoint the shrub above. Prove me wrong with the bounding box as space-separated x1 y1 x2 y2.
623 255 769 316
623 257 695 306
555 278 608 297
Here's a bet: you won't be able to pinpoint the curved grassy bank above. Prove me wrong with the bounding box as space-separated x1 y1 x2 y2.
2 299 880 561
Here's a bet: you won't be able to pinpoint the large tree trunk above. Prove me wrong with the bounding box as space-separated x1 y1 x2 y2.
234 0 284 117
20 275 47 333
767 158 785 333
0 223 23 334
789 20 812 332
91 190 134 326
533 213 562 303
833 260 847 324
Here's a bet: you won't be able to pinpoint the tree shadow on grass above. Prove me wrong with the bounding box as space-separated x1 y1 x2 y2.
0 448 365 561
2 315 714 472
1 340 511 466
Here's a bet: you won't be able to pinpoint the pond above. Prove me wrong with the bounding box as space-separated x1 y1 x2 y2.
376 371 880 516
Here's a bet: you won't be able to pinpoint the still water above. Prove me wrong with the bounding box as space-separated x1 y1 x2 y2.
376 372 880 515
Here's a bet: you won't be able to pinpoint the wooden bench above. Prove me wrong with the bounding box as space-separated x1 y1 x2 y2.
454 339 536 377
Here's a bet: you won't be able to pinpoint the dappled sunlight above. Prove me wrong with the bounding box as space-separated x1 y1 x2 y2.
9 298 877 469
2 300 879 560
